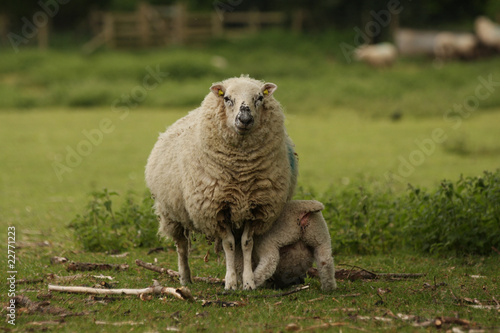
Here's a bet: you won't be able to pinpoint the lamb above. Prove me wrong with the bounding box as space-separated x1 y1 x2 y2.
354 42 398 67
145 75 298 290
234 200 337 292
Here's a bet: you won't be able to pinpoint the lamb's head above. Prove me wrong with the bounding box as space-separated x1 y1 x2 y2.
210 79 277 135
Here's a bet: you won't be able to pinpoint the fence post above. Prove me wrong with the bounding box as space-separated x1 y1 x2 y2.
212 12 223 37
291 9 304 33
249 10 259 33
172 3 186 44
138 2 151 47
38 19 49 50
103 13 115 48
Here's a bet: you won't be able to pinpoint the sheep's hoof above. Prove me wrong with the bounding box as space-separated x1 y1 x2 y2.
242 278 256 290
179 277 193 286
224 273 238 290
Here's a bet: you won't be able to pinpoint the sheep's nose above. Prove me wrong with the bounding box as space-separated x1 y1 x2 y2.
237 111 253 126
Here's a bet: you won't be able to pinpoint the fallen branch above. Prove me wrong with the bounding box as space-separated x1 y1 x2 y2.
67 262 129 272
48 281 193 301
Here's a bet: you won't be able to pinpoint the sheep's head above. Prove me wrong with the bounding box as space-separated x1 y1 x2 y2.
210 80 277 135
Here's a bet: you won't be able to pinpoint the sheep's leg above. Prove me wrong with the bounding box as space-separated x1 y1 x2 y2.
241 223 256 290
174 232 192 285
221 228 238 290
314 244 336 292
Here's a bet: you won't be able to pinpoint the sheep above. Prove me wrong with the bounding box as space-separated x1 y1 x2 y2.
354 42 397 67
434 32 478 60
475 16 500 50
145 75 298 290
234 200 337 292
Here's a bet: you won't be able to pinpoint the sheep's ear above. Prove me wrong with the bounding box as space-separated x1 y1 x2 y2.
261 83 277 97
210 84 225 97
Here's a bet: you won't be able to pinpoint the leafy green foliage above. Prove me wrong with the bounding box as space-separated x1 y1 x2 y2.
297 170 500 256
405 171 500 255
69 189 162 252
71 171 499 255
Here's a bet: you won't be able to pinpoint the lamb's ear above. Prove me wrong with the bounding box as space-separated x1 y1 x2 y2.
261 83 277 97
210 84 225 97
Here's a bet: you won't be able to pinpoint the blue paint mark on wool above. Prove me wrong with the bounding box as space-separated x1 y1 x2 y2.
287 143 297 175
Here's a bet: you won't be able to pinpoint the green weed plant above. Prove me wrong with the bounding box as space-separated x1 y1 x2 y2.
71 170 500 256
69 189 161 252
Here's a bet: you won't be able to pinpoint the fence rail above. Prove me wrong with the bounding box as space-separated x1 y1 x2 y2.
84 3 303 51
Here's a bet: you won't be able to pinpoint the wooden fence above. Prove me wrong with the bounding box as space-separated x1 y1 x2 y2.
84 3 303 52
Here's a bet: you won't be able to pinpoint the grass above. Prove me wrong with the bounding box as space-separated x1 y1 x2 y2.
2 108 500 234
1 108 499 331
2 30 500 116
6 244 500 332
1 31 500 331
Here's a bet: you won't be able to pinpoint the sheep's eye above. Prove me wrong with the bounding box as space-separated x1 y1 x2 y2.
224 96 232 105
254 95 264 106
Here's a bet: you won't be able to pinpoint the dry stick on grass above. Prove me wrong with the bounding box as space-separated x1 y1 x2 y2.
335 264 426 281
48 281 194 301
66 262 129 272
135 259 224 285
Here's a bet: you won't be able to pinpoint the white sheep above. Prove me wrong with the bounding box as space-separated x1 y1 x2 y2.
475 16 500 50
434 32 478 60
234 200 337 292
354 42 398 67
145 75 298 290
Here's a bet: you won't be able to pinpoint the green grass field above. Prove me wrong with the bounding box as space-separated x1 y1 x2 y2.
1 31 500 331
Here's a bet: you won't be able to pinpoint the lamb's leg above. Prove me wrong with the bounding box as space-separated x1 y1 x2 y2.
252 245 280 288
174 231 192 285
314 244 337 292
221 228 238 290
241 223 255 290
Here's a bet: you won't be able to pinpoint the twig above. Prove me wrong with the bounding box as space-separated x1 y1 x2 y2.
147 247 165 255
337 293 361 297
47 273 86 282
337 264 377 277
135 259 224 284
66 262 129 272
201 300 245 307
48 281 193 301
376 273 427 279
15 278 44 285
492 246 500 255
249 284 310 298
134 259 179 277
335 267 426 281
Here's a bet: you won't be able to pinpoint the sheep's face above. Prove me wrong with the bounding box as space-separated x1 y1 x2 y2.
210 81 277 135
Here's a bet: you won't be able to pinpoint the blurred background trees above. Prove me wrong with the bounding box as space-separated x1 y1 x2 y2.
1 0 499 34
